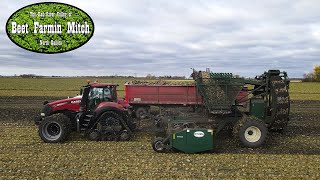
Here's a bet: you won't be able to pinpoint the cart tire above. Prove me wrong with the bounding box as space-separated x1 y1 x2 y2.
233 116 267 148
135 107 148 119
152 137 166 153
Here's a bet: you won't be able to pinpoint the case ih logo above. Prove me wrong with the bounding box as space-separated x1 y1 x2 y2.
71 100 81 104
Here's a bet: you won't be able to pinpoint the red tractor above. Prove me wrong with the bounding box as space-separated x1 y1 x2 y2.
34 83 136 143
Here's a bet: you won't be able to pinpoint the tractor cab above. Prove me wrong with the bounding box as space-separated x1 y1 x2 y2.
80 83 119 112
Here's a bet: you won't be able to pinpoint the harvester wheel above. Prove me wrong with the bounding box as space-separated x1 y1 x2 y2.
233 116 267 148
269 77 290 132
38 113 70 143
152 137 166 153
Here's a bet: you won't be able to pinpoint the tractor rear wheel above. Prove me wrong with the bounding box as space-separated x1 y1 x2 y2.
152 137 166 153
38 113 70 143
233 116 267 148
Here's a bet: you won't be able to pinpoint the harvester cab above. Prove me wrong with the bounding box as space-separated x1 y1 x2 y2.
152 69 290 153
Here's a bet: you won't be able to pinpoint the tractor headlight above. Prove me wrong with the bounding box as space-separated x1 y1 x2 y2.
42 104 52 116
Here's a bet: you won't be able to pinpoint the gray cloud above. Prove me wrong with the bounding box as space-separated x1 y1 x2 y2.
0 0 319 77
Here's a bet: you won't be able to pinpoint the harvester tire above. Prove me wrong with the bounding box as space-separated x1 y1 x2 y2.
152 137 166 153
39 113 70 143
233 116 267 148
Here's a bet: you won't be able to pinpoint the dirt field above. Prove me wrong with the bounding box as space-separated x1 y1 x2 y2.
1 82 320 178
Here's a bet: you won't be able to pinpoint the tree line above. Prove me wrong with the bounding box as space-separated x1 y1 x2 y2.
303 65 320 82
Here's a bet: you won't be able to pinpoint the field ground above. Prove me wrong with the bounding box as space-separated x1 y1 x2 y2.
0 79 320 178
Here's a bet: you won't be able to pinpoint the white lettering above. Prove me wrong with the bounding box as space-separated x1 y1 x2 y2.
67 22 90 34
33 22 62 34
11 22 16 33
11 22 28 34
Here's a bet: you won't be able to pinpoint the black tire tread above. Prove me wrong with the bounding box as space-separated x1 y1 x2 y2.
38 113 70 143
269 77 290 131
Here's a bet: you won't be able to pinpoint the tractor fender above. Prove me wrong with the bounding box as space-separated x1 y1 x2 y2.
117 99 131 109
95 102 124 111
93 106 125 121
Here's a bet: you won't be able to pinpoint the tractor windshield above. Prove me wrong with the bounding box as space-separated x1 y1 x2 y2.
87 86 116 111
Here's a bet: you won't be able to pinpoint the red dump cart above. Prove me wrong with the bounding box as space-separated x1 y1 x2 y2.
125 83 247 119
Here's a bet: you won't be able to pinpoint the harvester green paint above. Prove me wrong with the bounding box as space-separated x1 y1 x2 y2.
250 98 266 120
170 129 214 153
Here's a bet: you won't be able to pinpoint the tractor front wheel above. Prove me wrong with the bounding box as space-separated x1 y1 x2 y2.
233 116 267 148
38 113 70 143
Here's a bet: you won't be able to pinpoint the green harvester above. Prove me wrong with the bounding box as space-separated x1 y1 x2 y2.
152 69 290 153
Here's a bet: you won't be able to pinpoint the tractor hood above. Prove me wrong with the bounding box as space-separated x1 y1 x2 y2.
40 96 83 117
44 95 131 115
47 96 82 107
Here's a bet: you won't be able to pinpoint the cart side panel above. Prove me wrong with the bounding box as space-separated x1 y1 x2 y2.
125 85 203 105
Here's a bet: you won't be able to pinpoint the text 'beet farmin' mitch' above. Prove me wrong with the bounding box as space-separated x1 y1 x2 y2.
6 2 95 54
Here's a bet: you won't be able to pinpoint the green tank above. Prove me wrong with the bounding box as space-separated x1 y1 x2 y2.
171 129 214 153
152 128 214 153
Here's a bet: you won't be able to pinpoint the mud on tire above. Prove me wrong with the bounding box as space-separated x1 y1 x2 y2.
96 111 132 141
38 113 70 143
233 116 267 148
269 77 290 132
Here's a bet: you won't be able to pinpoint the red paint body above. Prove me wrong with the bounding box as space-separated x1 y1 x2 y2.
47 83 247 114
95 101 125 111
48 96 82 113
48 96 130 113
125 84 248 106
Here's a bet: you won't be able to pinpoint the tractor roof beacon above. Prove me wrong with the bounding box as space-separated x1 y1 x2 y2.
35 83 136 143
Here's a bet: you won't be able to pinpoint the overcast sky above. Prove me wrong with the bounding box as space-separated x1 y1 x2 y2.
0 0 319 77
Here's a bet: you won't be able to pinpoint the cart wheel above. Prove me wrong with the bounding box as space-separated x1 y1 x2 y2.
135 107 148 119
233 116 267 148
152 137 166 153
